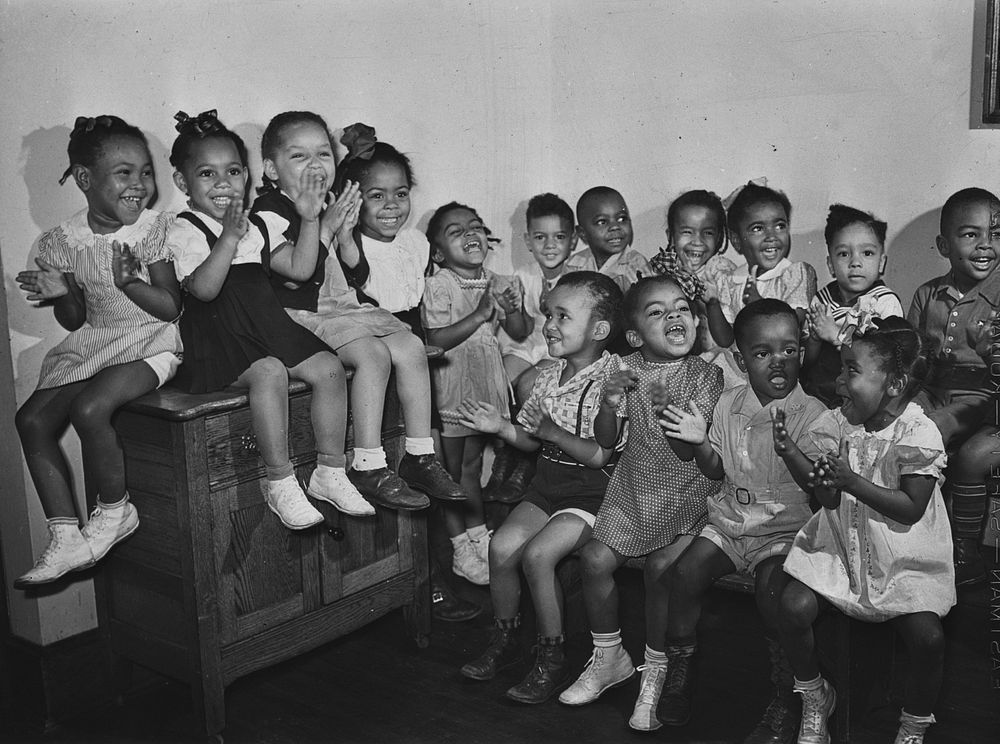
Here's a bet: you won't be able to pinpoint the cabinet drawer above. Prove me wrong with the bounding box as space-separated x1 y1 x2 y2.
204 394 316 491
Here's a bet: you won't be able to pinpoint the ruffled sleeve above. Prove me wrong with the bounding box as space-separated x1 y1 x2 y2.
165 218 209 281
781 261 817 311
805 408 843 460
421 273 455 330
133 211 176 264
36 225 72 272
893 405 947 478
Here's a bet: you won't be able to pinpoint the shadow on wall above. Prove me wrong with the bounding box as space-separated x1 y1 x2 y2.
886 209 947 310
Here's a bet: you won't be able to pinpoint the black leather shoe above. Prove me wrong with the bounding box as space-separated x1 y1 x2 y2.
658 646 695 726
347 467 429 511
743 691 799 744
483 445 515 501
460 624 521 680
398 453 467 501
432 583 482 622
505 641 568 704
494 455 535 504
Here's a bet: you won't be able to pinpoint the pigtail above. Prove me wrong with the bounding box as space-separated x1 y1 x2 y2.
855 316 935 399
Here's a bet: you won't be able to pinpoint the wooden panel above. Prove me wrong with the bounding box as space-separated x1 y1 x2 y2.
115 488 182 575
107 569 186 644
341 555 401 595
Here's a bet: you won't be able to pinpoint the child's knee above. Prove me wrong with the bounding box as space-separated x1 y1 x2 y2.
643 550 674 585
68 393 113 432
521 540 556 577
778 583 817 629
488 530 520 568
392 332 428 369
356 338 392 375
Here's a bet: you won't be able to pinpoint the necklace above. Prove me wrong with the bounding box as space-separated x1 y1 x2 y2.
442 266 488 289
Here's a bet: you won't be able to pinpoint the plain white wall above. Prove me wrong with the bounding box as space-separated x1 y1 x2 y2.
1 0 997 644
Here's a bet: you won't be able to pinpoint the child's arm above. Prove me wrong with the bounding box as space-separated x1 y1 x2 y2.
332 181 366 269
658 402 724 478
804 304 841 366
702 281 735 347
594 368 634 448
770 408 815 493
113 242 181 321
520 398 612 468
425 287 496 351
17 257 87 331
455 400 541 453
814 440 936 525
495 276 532 341
182 201 247 302
808 454 843 510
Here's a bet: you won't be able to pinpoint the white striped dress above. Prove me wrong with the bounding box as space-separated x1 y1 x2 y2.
35 209 182 390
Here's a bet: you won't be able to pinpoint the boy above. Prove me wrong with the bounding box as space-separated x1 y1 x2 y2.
565 186 650 293
908 187 1000 585
803 203 904 406
455 271 624 705
658 299 838 743
491 193 578 503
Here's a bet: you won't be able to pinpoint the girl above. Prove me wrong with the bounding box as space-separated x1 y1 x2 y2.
253 112 463 514
559 273 724 731
422 202 531 584
166 109 372 527
649 189 736 360
780 317 953 744
14 115 183 587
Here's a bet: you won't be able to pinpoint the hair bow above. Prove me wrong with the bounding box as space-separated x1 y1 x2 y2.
70 115 114 139
722 176 768 210
174 109 219 135
842 308 881 347
648 245 706 301
340 122 377 161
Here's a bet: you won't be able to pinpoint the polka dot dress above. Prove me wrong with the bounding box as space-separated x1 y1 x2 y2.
592 352 724 556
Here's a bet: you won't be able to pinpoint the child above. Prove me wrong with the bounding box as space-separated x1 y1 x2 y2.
780 317 953 744
650 189 737 359
713 182 817 349
14 115 183 587
907 187 1000 586
253 111 464 514
803 203 904 406
558 273 724 732
454 272 624 704
422 202 531 583
658 299 837 740
565 186 650 293
489 192 578 504
166 109 372 527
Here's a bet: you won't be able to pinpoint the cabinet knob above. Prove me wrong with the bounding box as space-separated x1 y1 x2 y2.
239 431 258 454
325 524 345 541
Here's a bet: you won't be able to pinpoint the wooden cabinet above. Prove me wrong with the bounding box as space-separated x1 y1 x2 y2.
97 381 430 735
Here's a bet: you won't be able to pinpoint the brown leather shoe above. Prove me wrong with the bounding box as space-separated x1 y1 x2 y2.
398 453 467 502
494 455 535 505
431 583 482 623
460 623 521 680
505 639 569 704
347 467 429 511
658 645 695 726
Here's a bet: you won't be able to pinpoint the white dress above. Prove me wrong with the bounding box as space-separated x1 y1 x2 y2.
783 402 956 621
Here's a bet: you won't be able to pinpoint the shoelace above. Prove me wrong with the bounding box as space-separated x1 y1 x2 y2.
896 736 923 744
758 694 791 730
664 654 690 694
799 689 828 737
634 664 667 704
579 648 608 680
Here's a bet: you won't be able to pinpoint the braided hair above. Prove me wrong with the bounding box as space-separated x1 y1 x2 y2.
851 316 934 399
59 115 148 185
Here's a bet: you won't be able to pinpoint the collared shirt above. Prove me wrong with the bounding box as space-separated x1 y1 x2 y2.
564 246 650 293
519 351 622 444
907 269 1000 374
808 280 904 342
718 258 817 323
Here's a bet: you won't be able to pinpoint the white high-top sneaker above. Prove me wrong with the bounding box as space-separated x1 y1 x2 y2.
15 521 95 588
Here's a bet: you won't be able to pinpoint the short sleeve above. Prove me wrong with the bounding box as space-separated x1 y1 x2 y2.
36 227 72 272
518 364 556 427
781 262 817 311
421 274 455 330
803 408 842 460
256 210 292 253
894 409 947 478
131 212 175 265
869 291 904 319
718 274 742 323
166 220 210 281
707 395 726 456
690 363 724 428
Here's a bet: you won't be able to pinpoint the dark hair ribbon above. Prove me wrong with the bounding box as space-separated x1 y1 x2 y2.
340 122 377 161
174 109 219 135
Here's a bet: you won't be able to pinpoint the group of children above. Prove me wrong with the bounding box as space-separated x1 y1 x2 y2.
12 110 1000 744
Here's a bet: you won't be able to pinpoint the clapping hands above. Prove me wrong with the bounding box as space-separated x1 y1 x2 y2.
17 257 70 301
658 401 708 444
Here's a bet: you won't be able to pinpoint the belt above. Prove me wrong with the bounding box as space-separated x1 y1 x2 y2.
722 482 809 505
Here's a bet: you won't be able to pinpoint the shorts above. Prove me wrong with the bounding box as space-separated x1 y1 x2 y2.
550 508 596 528
145 352 181 388
521 456 609 519
699 523 795 574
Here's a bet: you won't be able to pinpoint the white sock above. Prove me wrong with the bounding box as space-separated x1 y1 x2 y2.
352 447 387 471
467 523 489 542
450 533 470 550
315 464 347 478
593 630 622 649
405 437 435 456
644 645 666 665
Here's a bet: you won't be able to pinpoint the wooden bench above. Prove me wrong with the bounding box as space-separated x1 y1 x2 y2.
95 379 430 735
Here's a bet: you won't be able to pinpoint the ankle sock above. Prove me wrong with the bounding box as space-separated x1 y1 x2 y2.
315 463 347 479
593 629 622 649
538 634 565 646
352 447 387 471
467 523 489 542
794 675 824 692
644 645 667 665
948 482 987 540
451 533 470 550
405 437 435 456
265 462 295 482
48 516 79 527
899 710 935 734
98 495 128 510
496 615 520 630
317 451 347 469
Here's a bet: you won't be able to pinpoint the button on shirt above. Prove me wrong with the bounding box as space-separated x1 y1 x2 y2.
563 247 650 294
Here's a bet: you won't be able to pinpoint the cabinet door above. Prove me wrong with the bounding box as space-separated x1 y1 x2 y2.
318 507 412 604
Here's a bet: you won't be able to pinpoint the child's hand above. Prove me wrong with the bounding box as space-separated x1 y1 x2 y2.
742 274 763 306
455 399 504 434
974 310 999 361
602 368 638 410
518 398 547 435
701 281 719 303
494 278 524 314
17 258 69 301
771 408 798 457
807 305 840 345
220 199 250 242
521 403 558 441
476 282 498 324
812 440 855 490
658 401 708 444
293 169 329 222
112 241 143 289
326 181 361 245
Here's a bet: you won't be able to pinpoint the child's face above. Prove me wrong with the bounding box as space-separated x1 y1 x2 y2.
358 162 411 242
826 222 886 301
542 285 604 359
626 281 698 363
174 137 247 222
731 200 790 273
836 341 894 427
735 314 801 405
81 135 155 232
577 193 633 261
936 200 1000 292
263 121 336 201
431 207 489 276
670 205 723 273
524 215 576 274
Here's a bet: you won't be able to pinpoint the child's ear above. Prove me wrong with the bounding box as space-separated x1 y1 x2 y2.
72 164 91 192
728 228 743 255
887 372 907 398
825 255 835 277
263 158 278 184
733 350 747 373
172 170 189 196
625 329 643 348
935 235 950 259
576 225 590 246
523 231 531 249
568 230 580 253
592 318 611 341
431 247 444 265
878 253 888 275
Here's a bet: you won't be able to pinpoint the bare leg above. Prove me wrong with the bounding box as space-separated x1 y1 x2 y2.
440 434 487 536
488 500 549 619
776 578 823 680
381 330 432 438
289 351 348 458
579 539 626 634
665 537 735 643
522 513 593 637
754 554 795 633
335 337 391 449
233 357 290 468
644 535 694 652
892 612 945 717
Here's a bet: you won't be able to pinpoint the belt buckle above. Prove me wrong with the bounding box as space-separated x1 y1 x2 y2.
735 487 752 505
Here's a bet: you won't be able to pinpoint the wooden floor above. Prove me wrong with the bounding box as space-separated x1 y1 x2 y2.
2 564 997 744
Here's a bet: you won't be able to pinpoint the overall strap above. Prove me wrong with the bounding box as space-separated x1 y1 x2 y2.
178 211 218 249
248 213 271 271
